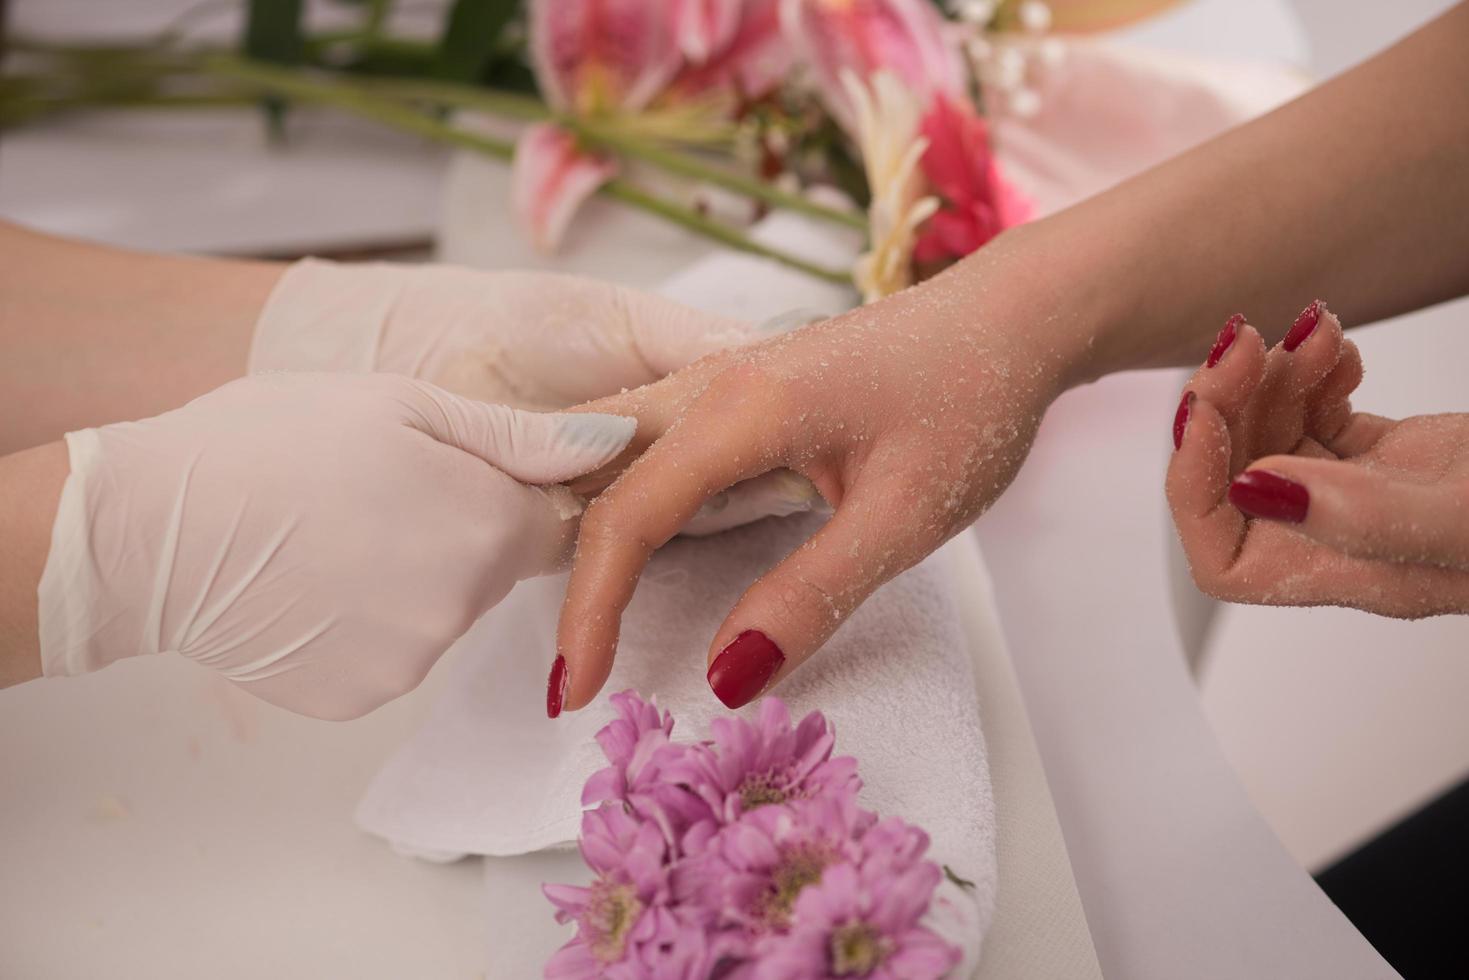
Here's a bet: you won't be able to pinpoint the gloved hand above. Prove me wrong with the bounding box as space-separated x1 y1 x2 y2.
38 372 636 720
249 259 823 534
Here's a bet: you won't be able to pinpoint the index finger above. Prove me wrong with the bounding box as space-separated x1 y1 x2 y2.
552 381 783 715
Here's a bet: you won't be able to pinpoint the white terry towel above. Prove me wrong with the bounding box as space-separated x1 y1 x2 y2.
355 209 998 973
356 513 997 968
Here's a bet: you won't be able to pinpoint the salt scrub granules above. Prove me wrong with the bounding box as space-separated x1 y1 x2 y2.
542 692 968 979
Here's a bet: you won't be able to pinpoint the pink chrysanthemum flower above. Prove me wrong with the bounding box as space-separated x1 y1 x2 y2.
544 804 682 978
582 691 712 848
677 795 873 946
751 819 959 980
666 698 860 826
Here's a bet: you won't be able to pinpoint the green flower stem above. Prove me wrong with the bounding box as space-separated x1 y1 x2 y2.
580 122 868 232
9 38 865 234
345 75 866 231
602 182 852 284
203 56 852 284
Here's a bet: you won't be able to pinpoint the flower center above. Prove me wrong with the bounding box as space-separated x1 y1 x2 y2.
755 845 831 929
584 880 643 964
738 770 793 810
829 921 893 976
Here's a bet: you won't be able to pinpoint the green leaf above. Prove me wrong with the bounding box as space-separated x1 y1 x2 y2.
242 0 305 139
433 0 518 83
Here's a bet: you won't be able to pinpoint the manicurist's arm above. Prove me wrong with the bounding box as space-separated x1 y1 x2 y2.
0 220 284 454
0 442 66 686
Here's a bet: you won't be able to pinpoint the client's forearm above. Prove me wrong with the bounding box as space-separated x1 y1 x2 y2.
991 0 1469 384
0 442 67 687
0 221 284 453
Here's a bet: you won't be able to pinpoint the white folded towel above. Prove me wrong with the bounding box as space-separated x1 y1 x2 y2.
356 512 997 965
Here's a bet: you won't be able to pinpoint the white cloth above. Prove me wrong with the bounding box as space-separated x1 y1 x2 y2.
357 515 997 953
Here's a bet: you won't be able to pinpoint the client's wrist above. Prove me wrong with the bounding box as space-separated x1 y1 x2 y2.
927 218 1131 396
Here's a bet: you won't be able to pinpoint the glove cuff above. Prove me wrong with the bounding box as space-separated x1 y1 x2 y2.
37 429 110 676
248 257 413 374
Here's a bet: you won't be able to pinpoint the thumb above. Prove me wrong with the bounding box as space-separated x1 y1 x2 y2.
405 381 636 485
1230 455 1469 571
703 472 924 708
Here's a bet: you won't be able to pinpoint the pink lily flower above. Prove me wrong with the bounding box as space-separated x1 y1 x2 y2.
780 0 967 133
516 0 790 251
672 0 791 100
514 0 683 251
674 0 745 64
913 95 1033 266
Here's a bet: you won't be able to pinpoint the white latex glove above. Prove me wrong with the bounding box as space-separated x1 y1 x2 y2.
249 259 822 534
38 372 636 720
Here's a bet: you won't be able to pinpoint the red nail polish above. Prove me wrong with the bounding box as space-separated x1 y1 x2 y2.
1172 390 1194 451
708 630 785 709
1282 300 1323 352
1207 314 1244 368
1228 469 1309 524
547 655 568 719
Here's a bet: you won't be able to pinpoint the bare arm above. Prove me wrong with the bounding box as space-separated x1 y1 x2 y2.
1042 0 1469 381
554 2 1469 711
0 441 67 685
0 221 283 455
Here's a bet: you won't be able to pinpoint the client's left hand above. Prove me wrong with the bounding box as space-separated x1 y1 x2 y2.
250 259 818 534
1167 301 1469 617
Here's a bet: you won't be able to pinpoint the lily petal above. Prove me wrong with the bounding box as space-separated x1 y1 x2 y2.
529 0 684 113
511 123 618 253
781 0 966 131
673 0 791 99
674 0 744 64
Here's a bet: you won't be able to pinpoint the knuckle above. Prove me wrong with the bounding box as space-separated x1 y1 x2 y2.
705 359 793 412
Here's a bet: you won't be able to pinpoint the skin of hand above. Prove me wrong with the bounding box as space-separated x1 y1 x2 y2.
18 373 636 720
555 243 1084 712
1168 302 1469 617
553 3 1469 713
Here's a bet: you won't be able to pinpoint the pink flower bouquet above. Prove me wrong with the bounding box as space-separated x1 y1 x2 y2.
544 691 970 979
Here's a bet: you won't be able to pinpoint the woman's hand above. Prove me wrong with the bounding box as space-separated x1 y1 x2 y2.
253 259 777 410
34 373 638 719
1168 302 1469 617
252 260 821 535
551 248 1086 714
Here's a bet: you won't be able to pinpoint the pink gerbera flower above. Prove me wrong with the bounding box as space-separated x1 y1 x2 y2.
665 698 861 826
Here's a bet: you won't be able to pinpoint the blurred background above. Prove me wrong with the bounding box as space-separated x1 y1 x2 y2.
1 0 1465 887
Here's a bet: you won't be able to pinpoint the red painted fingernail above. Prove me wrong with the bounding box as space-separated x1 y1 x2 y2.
1172 390 1194 450
1282 300 1323 352
1206 314 1244 368
547 655 568 719
1228 469 1309 524
708 630 785 709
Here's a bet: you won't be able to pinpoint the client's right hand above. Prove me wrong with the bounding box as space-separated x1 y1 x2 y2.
37 373 636 719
